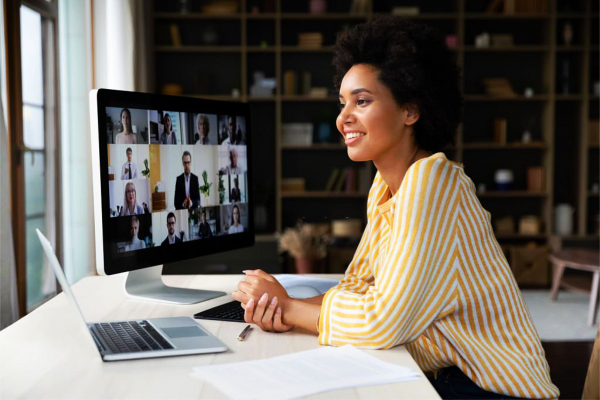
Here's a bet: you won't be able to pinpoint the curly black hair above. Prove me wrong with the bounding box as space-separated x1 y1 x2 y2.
332 16 462 153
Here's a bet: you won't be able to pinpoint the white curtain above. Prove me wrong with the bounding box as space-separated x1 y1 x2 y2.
0 1 19 329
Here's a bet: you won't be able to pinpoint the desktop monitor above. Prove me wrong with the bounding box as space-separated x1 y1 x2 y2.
89 89 254 304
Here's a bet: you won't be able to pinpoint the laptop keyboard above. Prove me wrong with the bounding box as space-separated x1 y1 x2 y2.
93 321 174 353
194 300 245 322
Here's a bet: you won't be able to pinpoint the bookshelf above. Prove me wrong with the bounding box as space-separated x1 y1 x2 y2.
150 0 599 257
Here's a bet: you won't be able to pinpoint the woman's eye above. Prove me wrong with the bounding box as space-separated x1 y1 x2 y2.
338 103 346 110
357 99 370 106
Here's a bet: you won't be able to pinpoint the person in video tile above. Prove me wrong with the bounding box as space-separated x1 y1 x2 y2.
220 147 243 175
160 113 177 144
228 204 244 234
174 151 200 210
199 209 213 238
230 177 241 202
115 108 137 144
125 216 146 251
222 115 243 145
161 212 182 245
120 147 137 180
196 114 211 145
120 181 144 216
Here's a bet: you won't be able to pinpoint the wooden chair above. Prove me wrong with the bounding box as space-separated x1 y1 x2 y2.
549 249 600 327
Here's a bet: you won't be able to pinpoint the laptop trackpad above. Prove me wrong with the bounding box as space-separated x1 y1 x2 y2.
162 326 207 339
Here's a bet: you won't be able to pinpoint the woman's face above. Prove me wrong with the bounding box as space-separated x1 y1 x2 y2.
233 207 239 224
126 184 136 205
121 111 131 131
130 221 139 239
164 114 172 131
336 64 411 163
199 118 208 137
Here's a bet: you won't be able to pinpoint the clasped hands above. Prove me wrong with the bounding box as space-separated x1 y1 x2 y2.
232 269 294 333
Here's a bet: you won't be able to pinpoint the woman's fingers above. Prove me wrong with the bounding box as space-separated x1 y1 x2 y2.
273 307 292 332
261 296 278 331
244 298 255 324
252 293 269 326
243 269 276 282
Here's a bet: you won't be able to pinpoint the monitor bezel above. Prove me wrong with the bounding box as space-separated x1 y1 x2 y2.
91 88 255 275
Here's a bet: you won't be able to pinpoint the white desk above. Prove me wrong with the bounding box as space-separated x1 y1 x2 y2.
0 274 440 399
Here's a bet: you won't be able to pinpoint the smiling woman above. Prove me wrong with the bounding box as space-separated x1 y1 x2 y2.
233 16 559 400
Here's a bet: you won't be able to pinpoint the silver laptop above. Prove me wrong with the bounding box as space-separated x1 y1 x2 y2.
36 229 228 361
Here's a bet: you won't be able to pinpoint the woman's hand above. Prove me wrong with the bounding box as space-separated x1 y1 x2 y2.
233 269 290 306
243 294 293 333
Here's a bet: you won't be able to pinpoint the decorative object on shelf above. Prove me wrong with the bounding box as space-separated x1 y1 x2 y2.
301 71 312 96
284 70 296 95
483 78 516 97
250 71 276 97
491 34 514 47
589 120 599 146
477 183 486 194
201 1 239 15
519 215 541 235
554 204 574 235
591 183 599 194
298 32 323 49
309 0 326 14
278 221 330 274
561 59 570 95
316 123 332 143
526 167 544 192
161 84 183 96
494 169 514 191
391 6 420 16
202 25 219 45
562 22 573 46
281 178 306 193
495 216 515 235
169 24 182 46
524 87 534 98
282 123 313 145
509 244 549 286
521 130 532 142
309 87 328 98
493 118 507 144
332 219 362 238
141 159 150 178
231 88 240 98
350 0 370 15
199 171 213 198
445 35 458 49
475 32 490 48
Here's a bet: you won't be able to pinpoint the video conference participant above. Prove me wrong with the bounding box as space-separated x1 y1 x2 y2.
230 177 241 202
228 204 243 234
221 115 243 145
160 113 177 144
196 114 211 145
120 147 138 180
219 147 243 175
199 209 213 238
115 108 137 144
124 216 146 251
161 212 182 245
119 181 144 216
174 151 200 210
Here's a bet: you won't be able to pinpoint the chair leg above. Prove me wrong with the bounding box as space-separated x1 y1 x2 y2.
550 262 565 301
588 271 600 327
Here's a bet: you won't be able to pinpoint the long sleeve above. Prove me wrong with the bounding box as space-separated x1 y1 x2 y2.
319 156 461 349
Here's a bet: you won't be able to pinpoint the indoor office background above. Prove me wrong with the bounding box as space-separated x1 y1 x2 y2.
1 0 599 398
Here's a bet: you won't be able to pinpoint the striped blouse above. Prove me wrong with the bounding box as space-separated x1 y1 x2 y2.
318 152 559 399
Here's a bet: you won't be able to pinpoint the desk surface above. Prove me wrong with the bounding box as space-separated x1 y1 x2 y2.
0 274 440 399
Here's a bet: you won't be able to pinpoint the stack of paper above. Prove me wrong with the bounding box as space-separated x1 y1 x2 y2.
190 345 420 400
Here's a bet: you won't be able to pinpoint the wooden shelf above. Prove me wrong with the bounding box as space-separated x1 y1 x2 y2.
282 144 345 151
155 46 241 53
555 94 585 100
462 141 546 149
279 13 368 19
463 45 549 52
247 46 276 52
246 13 277 19
464 94 549 101
281 95 337 102
281 191 367 198
154 12 242 19
477 191 547 197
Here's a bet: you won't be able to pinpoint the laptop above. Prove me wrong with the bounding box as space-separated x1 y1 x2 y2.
36 229 228 361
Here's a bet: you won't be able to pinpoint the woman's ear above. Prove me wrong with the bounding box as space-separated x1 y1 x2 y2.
404 104 420 126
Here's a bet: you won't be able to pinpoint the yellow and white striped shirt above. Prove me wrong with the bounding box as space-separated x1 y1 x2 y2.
318 152 559 399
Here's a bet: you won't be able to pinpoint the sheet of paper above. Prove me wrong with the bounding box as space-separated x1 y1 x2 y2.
190 345 420 400
274 274 339 294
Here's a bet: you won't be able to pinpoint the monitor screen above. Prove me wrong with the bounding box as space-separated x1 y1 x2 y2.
90 89 254 276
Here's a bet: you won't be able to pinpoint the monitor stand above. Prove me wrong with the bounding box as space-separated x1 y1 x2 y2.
124 265 226 304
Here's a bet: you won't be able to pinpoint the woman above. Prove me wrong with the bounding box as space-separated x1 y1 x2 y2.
228 205 243 234
124 216 146 251
196 114 211 145
119 181 144 216
233 17 559 400
115 108 136 144
160 113 177 144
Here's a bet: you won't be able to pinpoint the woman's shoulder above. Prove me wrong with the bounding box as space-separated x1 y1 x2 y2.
411 152 462 180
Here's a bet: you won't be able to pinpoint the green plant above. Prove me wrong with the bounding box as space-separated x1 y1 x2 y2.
199 170 212 197
218 174 225 204
141 159 150 178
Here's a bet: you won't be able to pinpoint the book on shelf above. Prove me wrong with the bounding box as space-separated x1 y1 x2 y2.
170 24 182 46
345 167 357 193
325 169 341 192
298 32 323 49
333 169 348 192
493 118 507 144
325 166 370 194
301 71 312 96
284 70 296 95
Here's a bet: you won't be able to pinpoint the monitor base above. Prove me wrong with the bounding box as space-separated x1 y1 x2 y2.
124 265 226 304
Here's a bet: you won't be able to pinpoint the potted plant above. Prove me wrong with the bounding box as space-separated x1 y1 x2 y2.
218 174 225 204
141 159 150 178
278 221 330 274
199 170 212 198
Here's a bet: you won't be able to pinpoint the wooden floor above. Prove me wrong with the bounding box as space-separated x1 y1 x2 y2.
542 341 595 399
